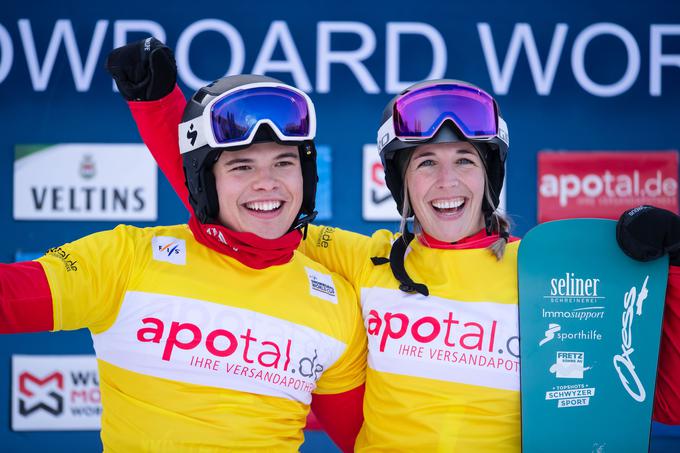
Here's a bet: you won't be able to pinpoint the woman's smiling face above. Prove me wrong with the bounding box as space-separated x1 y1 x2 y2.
405 142 486 242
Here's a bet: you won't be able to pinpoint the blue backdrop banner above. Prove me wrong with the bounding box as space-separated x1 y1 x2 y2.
1 0 679 451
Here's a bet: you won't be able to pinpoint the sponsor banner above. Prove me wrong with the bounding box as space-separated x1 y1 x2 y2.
362 144 507 221
12 355 101 431
538 323 603 346
538 150 679 223
550 351 589 379
361 287 519 391
362 145 400 221
518 219 668 452
92 291 346 404
545 385 595 401
13 144 157 221
0 16 678 98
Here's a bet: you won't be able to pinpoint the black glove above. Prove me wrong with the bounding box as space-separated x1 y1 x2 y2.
616 205 680 265
106 37 176 101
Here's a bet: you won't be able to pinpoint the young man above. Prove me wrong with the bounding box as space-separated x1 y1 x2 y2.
0 40 366 452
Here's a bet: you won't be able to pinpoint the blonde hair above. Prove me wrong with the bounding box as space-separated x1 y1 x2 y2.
399 147 511 260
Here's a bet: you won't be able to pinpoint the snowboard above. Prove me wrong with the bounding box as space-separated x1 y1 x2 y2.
518 219 668 452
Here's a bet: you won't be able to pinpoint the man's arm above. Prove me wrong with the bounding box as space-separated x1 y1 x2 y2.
107 38 190 210
0 261 53 332
311 384 365 453
128 87 189 209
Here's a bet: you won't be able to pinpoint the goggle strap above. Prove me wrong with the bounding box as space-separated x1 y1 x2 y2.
179 119 209 154
498 117 509 147
377 116 396 152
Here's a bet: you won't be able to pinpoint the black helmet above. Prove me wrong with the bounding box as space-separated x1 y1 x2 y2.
179 74 318 230
378 79 509 218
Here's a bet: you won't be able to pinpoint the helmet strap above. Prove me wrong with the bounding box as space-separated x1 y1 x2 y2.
299 142 318 219
484 210 494 235
289 210 318 234
484 210 510 243
382 227 430 296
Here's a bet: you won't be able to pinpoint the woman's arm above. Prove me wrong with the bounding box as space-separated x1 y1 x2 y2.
653 266 680 424
616 205 680 424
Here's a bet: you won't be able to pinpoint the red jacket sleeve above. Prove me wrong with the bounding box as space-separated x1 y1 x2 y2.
310 384 365 453
653 265 680 424
128 85 190 211
0 261 53 332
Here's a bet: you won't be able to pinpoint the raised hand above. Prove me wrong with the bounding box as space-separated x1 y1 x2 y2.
106 37 176 101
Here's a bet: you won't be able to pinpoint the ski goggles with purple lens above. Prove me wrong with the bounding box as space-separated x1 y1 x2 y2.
377 83 508 152
179 82 316 154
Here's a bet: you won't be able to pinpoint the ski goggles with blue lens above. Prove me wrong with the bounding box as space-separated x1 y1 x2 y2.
377 83 508 152
179 82 316 154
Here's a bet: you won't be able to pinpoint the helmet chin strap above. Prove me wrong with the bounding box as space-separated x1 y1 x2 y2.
483 207 510 242
376 207 504 298
484 210 494 235
389 229 430 296
371 225 430 297
289 210 318 239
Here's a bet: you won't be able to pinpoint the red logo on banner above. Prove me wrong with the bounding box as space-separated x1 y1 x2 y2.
18 371 64 416
538 151 679 222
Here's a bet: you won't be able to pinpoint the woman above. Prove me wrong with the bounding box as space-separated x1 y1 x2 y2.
116 41 680 451
301 80 521 450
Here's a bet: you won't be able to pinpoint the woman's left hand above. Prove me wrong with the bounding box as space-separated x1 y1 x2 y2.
616 205 680 265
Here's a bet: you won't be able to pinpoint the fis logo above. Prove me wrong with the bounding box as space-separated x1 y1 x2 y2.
18 371 64 416
159 242 180 257
152 236 186 265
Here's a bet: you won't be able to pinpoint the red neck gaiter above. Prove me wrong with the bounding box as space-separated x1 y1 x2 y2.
188 216 301 269
418 229 504 250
